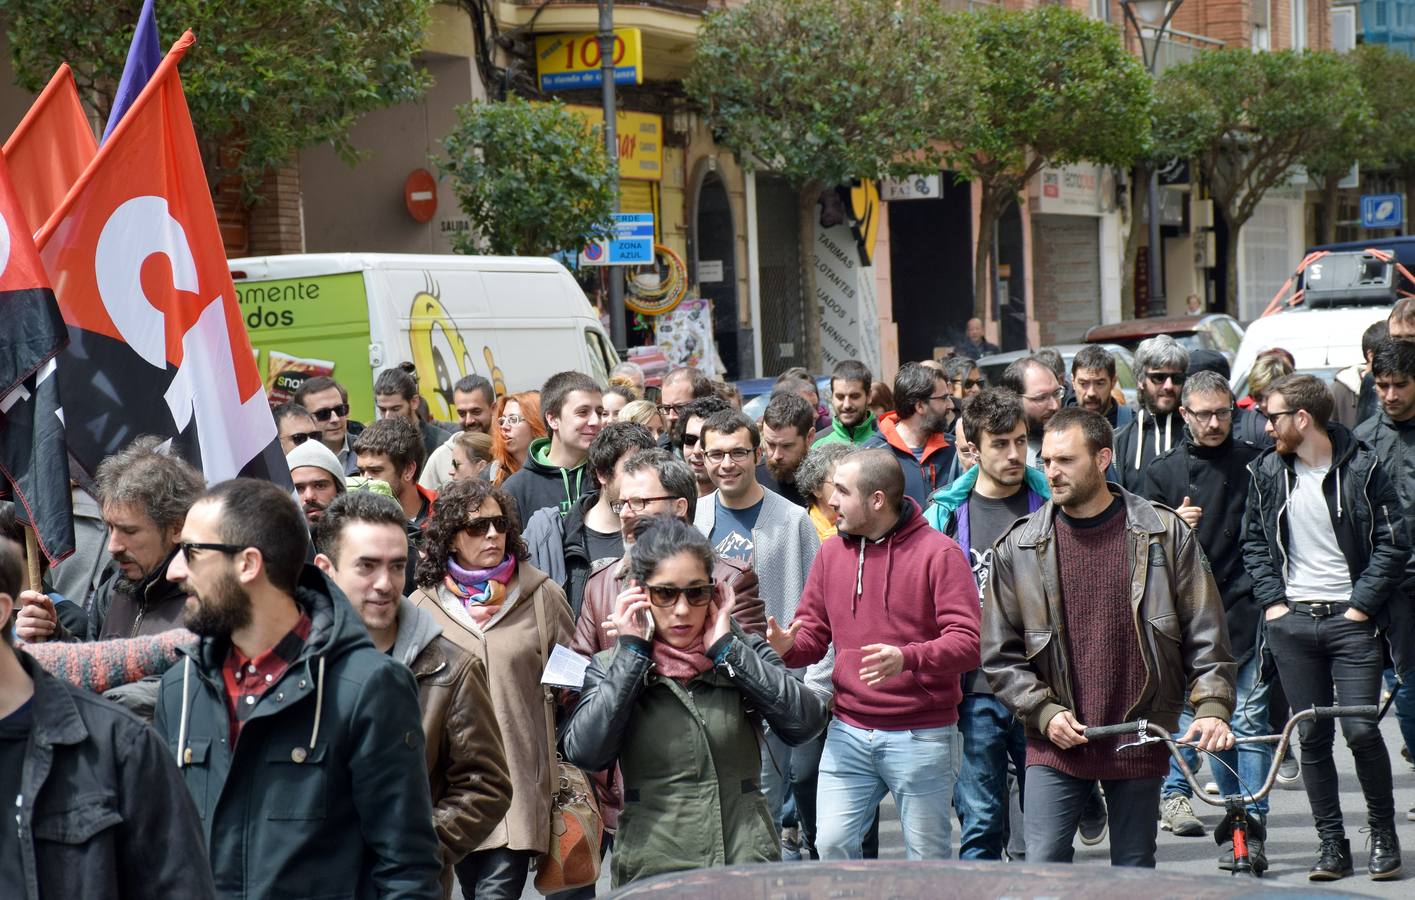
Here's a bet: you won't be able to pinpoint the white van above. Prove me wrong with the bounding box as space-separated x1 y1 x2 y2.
229 253 618 422
1229 304 1391 396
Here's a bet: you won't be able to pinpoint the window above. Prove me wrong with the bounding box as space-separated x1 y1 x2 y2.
583 329 613 385
1330 5 1357 52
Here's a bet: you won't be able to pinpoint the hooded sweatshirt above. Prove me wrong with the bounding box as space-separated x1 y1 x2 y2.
812 410 879 448
502 436 591 521
782 498 980 730
1113 405 1184 491
864 411 956 509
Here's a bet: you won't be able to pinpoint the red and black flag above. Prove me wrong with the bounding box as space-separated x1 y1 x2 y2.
35 32 287 488
0 149 75 566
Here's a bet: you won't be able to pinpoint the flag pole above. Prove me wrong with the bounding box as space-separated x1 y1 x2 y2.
23 525 41 592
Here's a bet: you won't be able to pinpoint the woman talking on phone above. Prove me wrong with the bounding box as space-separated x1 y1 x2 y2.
562 517 828 886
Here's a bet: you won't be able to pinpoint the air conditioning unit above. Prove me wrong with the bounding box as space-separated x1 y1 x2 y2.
1191 198 1214 229
1194 232 1217 269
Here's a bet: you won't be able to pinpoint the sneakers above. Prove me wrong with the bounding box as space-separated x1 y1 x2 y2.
780 826 802 861
1078 785 1107 846
1368 826 1402 881
1160 794 1206 837
1309 837 1355 881
1277 754 1301 786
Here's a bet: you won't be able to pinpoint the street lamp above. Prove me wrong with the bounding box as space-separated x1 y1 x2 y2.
1120 0 1184 317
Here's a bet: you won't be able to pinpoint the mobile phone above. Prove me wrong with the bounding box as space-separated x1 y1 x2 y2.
638 607 655 640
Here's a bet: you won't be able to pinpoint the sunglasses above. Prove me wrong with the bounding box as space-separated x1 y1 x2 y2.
1144 372 1187 387
287 430 322 446
311 403 350 422
463 515 508 537
680 433 701 449
180 541 245 558
644 581 716 608
657 403 689 417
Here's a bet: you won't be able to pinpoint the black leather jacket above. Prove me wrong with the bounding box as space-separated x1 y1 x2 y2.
1241 424 1413 673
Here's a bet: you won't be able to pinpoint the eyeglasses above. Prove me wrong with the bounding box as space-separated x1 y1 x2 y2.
462 515 508 537
610 496 676 515
1265 408 1299 421
657 403 688 418
310 403 349 422
180 541 246 558
644 581 716 608
962 379 984 389
287 430 322 446
1145 372 1187 387
928 393 953 402
1183 407 1234 423
497 414 525 428
1023 388 1066 404
705 448 754 464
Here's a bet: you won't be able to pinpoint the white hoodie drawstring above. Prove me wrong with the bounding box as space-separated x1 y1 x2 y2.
1336 467 1343 519
1134 406 1145 471
176 656 192 768
308 656 326 750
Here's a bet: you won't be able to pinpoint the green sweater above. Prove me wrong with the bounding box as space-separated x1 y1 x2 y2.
812 411 879 447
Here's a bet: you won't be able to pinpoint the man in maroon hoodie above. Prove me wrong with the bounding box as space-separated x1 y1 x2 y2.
767 447 980 860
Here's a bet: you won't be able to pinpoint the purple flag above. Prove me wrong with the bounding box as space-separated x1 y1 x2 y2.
101 0 160 143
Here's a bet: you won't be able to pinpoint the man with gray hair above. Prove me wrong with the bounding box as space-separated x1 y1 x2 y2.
16 435 205 643
1114 334 1190 490
1141 370 1269 868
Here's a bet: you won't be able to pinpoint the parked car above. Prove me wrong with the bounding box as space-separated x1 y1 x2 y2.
1084 314 1245 365
737 375 831 422
1229 304 1391 393
975 344 1138 407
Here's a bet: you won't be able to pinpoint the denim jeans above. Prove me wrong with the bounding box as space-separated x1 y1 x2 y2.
815 719 959 860
1265 609 1395 839
1024 767 1162 867
456 847 535 900
1383 668 1415 763
1160 651 1272 819
954 693 1027 860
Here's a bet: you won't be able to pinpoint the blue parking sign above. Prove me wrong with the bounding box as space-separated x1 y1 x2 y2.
1361 194 1404 230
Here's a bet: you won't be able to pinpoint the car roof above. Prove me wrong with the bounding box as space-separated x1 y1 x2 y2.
1083 315 1223 342
1229 305 1391 388
975 344 1132 368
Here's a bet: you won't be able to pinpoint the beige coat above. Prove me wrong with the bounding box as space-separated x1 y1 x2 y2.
412 562 574 854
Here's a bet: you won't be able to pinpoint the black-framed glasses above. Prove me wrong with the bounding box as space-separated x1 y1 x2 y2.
311 403 349 422
1182 406 1235 423
463 515 508 537
1265 408 1299 421
610 496 675 515
961 379 984 389
644 581 716 607
180 541 246 558
1144 372 1187 387
657 403 688 418
704 448 754 464
287 430 322 446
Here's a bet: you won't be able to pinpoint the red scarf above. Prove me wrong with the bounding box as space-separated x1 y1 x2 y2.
652 636 714 681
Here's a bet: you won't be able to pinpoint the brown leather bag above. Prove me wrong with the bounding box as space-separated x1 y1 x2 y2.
531 587 602 894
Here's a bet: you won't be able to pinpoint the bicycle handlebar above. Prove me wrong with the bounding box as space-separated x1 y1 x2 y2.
1311 704 1379 719
1082 721 1146 739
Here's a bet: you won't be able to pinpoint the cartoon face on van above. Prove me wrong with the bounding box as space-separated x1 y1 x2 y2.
408 282 474 420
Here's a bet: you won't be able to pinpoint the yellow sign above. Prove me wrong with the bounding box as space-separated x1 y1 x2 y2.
847 179 880 266
565 106 663 182
535 28 643 91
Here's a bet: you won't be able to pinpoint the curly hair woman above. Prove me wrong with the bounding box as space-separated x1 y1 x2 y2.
410 478 573 898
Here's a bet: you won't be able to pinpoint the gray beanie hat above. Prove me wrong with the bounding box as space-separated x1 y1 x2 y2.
285 439 347 490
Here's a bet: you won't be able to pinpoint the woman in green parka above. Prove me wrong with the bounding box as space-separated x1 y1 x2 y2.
562 517 828 886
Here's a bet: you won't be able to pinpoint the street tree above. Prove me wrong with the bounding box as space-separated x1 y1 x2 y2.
0 0 432 192
1154 48 1366 310
1351 44 1415 199
439 96 616 257
937 5 1151 320
686 0 954 191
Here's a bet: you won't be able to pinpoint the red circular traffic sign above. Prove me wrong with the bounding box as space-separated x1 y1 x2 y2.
404 169 437 223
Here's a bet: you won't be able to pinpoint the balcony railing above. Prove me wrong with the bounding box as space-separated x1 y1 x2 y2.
1139 26 1225 73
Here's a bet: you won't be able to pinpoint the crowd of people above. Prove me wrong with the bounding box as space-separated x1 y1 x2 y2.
8 301 1415 896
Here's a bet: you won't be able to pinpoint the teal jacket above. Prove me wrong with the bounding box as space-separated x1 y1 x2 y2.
924 464 1051 540
811 411 879 448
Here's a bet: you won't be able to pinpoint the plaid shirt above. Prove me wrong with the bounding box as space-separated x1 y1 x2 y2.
222 612 312 743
